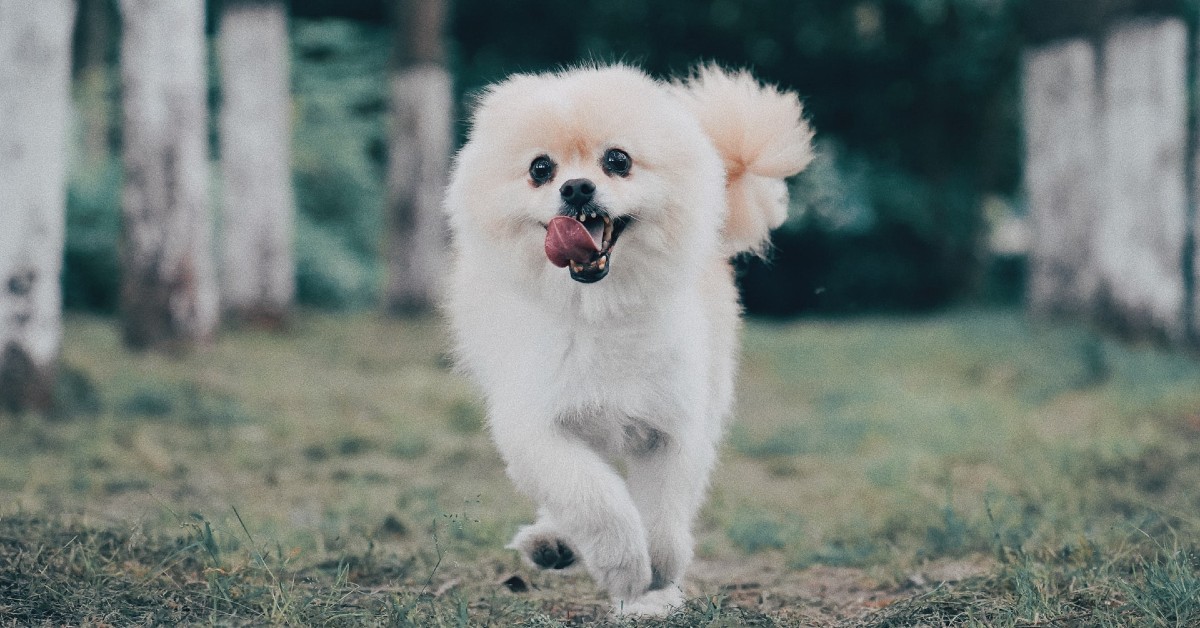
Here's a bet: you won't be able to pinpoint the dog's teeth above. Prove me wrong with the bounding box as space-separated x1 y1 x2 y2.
598 255 607 270
589 212 596 219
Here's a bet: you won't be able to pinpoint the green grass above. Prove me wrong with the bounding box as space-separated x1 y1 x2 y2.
2 308 1200 625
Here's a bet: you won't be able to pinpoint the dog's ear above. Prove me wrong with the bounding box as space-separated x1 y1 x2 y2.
672 65 814 257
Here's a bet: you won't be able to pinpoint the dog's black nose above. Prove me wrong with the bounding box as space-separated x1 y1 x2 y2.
559 178 595 208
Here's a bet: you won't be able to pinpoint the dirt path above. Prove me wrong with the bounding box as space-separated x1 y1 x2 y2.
686 555 993 625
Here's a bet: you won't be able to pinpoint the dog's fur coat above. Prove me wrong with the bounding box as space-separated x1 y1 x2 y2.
443 64 813 615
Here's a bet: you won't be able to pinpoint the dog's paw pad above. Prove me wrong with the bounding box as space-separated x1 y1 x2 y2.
531 539 576 570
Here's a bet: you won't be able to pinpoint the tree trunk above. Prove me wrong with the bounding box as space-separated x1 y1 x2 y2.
0 0 76 412
383 0 453 315
1023 39 1102 321
218 0 295 325
1096 18 1189 343
118 0 218 351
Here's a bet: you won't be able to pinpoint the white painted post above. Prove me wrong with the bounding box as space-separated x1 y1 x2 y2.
1097 18 1190 343
118 0 219 350
218 0 296 325
0 0 76 411
1023 39 1102 321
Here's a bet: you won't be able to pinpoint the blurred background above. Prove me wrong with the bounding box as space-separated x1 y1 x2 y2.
61 0 1027 321
4 0 1197 410
9 0 1197 332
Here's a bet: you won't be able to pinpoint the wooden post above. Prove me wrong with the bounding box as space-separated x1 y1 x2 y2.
1023 39 1102 321
1096 18 1190 343
1023 13 1195 346
383 0 453 315
0 0 76 412
118 0 218 350
218 0 296 325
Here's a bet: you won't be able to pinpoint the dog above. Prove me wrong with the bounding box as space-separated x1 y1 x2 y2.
443 63 813 615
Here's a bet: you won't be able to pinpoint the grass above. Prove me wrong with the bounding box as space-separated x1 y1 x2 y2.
2 308 1200 625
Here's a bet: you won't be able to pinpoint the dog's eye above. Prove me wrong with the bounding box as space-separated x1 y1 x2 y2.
602 149 631 177
529 156 556 186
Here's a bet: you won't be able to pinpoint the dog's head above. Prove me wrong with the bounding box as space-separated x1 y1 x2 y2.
446 64 727 291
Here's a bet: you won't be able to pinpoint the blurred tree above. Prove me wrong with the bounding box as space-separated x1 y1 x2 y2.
383 0 453 314
0 0 76 412
218 0 296 325
118 0 219 351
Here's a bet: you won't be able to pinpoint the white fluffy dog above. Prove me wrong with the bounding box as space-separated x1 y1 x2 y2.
443 63 813 615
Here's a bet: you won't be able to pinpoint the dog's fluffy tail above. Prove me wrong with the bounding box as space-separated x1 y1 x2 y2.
674 65 814 256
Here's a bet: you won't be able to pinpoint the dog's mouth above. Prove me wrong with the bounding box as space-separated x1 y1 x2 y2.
543 210 631 283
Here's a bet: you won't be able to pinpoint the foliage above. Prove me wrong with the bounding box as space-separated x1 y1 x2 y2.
289 19 391 309
454 0 1021 188
741 140 986 314
63 157 121 314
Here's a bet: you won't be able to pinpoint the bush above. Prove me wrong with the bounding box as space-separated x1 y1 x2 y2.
740 142 984 315
295 213 378 309
290 19 390 310
63 158 122 313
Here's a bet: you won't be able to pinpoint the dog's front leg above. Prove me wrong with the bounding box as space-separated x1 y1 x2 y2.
624 430 718 608
491 415 652 602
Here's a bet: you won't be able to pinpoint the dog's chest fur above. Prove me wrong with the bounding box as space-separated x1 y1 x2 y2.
510 293 708 453
556 405 667 458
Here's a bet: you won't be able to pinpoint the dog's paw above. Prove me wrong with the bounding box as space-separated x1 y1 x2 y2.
588 545 653 601
507 524 580 572
647 524 693 590
530 538 577 569
612 586 685 617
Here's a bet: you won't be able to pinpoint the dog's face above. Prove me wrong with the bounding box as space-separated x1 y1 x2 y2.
446 65 726 291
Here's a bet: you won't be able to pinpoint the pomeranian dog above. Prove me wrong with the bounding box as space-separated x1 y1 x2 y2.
443 63 813 615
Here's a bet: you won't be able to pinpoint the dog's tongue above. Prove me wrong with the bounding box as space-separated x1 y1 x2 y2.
545 216 599 268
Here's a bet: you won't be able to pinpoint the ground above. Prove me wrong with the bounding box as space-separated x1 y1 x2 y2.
2 309 1199 626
